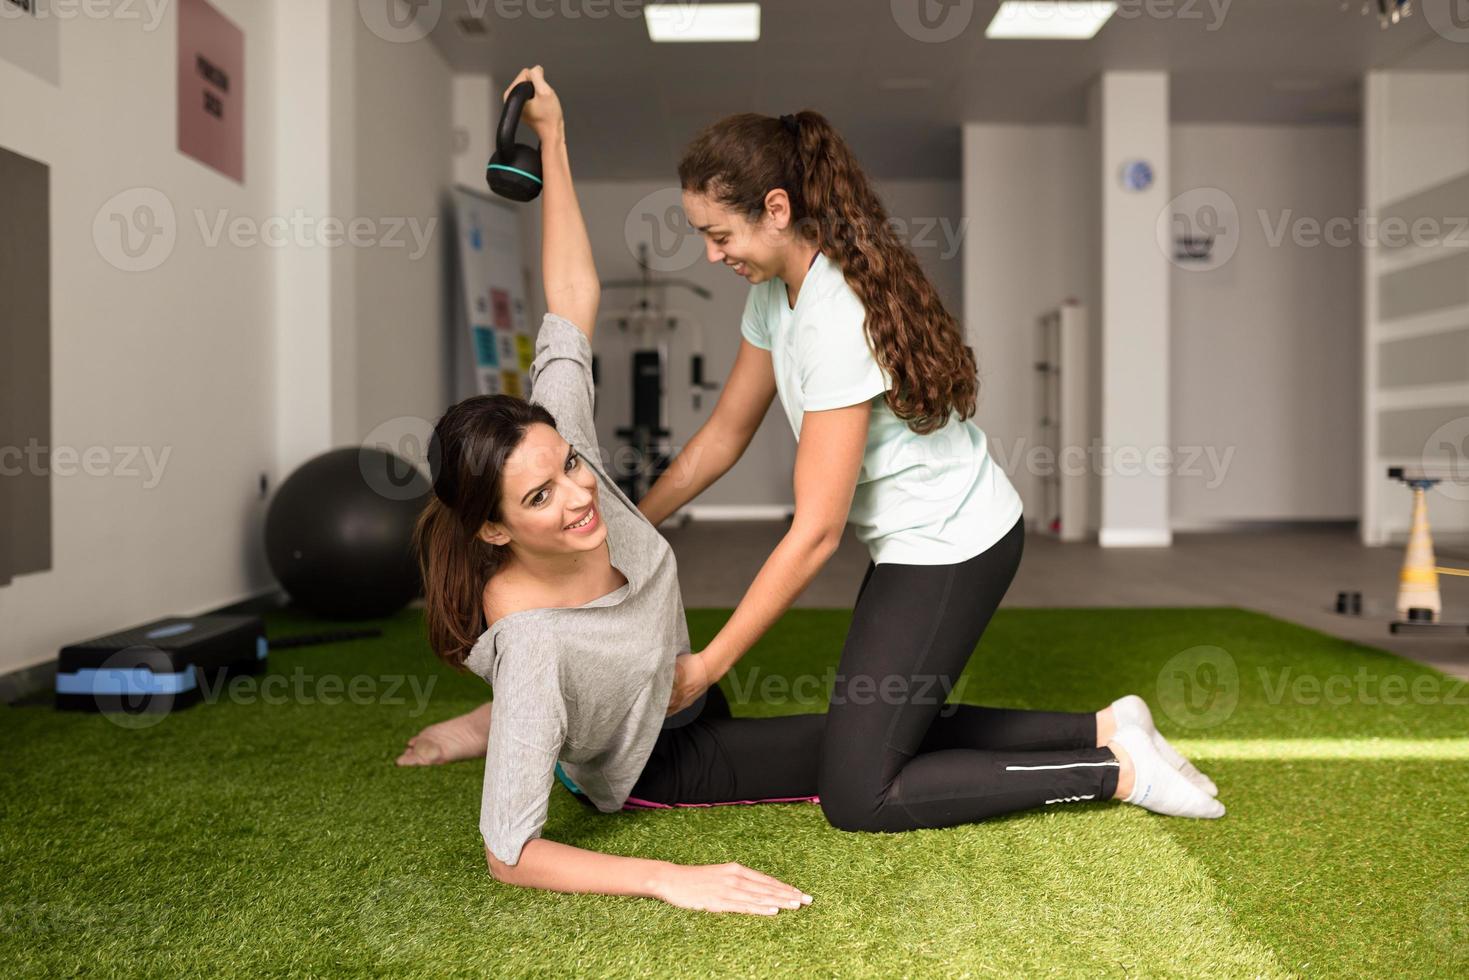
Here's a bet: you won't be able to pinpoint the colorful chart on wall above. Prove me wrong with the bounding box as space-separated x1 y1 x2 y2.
451 187 534 399
178 0 244 183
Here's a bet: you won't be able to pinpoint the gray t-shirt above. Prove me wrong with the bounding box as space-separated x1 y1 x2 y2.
465 313 690 866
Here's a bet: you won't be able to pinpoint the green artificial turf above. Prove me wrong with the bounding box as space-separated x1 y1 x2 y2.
3 606 1467 977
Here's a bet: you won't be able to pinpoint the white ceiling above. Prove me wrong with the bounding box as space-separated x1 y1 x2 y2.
424 0 1469 179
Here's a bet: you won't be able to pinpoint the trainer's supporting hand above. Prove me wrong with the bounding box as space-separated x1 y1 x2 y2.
666 652 712 716
503 65 564 144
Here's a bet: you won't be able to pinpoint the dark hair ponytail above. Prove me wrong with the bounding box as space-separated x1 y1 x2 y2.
414 395 557 670
678 111 977 435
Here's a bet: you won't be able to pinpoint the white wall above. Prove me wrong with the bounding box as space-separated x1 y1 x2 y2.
0 2 278 676
351 18 454 443
963 80 1176 548
520 177 965 513
1362 71 1469 545
274 1 453 479
961 113 1363 537
1171 124 1362 528
961 124 1096 523
963 99 1177 545
0 1 456 678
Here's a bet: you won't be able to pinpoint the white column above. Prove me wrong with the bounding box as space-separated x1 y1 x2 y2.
270 0 357 475
327 0 358 451
1094 72 1172 547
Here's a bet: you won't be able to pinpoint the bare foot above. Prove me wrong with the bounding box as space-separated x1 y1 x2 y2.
396 702 493 766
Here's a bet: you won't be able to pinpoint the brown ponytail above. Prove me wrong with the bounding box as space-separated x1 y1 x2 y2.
678 111 977 434
414 395 558 670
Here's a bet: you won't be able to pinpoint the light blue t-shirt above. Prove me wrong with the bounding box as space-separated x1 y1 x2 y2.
740 251 1024 566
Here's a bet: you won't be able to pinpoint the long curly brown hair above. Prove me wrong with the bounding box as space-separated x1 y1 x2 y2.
678 111 977 434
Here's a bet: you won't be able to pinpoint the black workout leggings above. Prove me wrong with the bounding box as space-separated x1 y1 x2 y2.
628 516 1122 830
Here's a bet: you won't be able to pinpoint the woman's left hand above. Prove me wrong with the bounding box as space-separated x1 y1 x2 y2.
667 652 712 716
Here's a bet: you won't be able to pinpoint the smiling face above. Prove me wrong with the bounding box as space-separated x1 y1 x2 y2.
682 188 796 285
477 422 605 556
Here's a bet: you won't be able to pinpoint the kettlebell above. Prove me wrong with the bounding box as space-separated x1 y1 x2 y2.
487 81 543 202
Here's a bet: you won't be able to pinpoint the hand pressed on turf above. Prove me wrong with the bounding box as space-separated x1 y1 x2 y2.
652 861 813 916
666 652 712 716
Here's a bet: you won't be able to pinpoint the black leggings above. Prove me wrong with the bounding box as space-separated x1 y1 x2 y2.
626 516 1121 829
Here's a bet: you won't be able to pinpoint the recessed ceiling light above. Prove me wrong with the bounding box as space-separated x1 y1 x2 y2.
645 3 760 43
985 2 1117 40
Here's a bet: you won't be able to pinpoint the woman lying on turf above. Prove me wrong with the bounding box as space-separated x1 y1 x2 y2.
404 67 1222 917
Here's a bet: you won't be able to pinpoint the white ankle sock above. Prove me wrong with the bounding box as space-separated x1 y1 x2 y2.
1109 724 1225 819
1110 694 1219 797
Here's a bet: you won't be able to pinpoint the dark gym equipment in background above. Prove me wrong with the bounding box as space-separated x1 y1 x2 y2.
264 447 430 619
601 242 716 503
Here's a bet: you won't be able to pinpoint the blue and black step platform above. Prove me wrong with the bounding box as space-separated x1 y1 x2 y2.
54 616 267 714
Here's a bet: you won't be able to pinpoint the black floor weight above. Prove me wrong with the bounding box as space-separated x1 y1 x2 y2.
487 80 543 202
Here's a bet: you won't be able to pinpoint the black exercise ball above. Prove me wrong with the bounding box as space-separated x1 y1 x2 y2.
264 447 431 619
